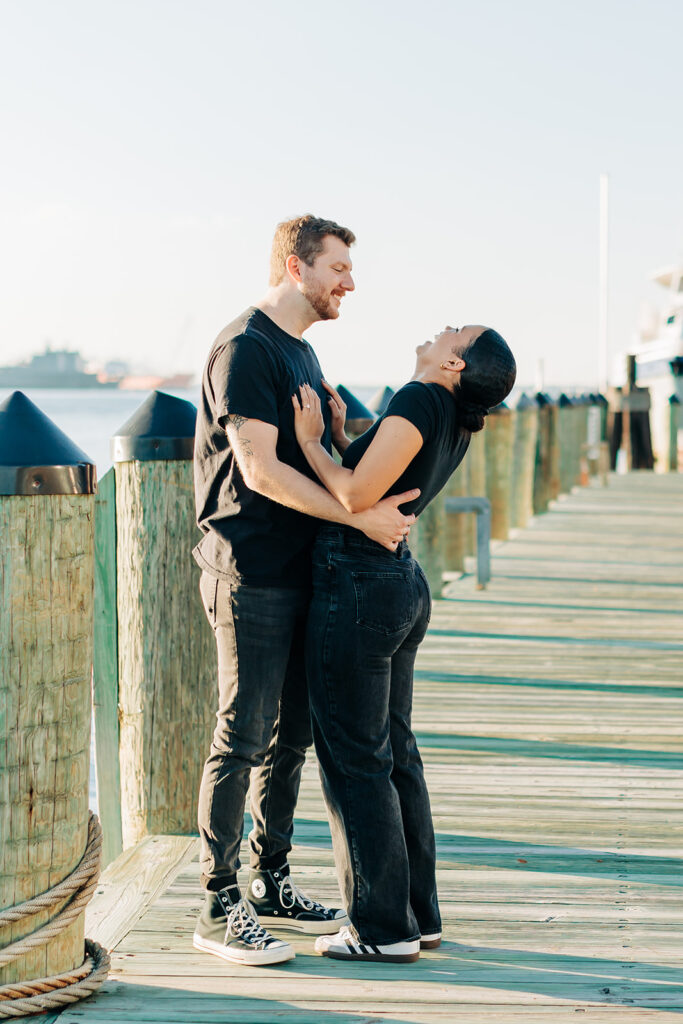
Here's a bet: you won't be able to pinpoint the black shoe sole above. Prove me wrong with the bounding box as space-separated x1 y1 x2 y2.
420 937 442 949
322 949 420 964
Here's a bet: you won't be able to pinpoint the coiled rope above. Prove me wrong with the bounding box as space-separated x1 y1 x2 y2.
0 813 110 1018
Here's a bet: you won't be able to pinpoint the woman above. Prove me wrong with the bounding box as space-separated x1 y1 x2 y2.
292 324 516 964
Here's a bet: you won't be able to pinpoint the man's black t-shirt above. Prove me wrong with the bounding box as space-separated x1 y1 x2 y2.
342 381 470 517
193 307 332 587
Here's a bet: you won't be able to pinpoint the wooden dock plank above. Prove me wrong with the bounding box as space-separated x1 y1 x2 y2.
62 473 682 1023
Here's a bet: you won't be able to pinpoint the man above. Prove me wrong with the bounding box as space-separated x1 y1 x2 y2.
192 215 418 966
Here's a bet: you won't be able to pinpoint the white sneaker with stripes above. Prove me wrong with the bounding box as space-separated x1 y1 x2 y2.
314 925 419 963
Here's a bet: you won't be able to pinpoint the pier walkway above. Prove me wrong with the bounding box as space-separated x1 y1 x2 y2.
46 473 683 1023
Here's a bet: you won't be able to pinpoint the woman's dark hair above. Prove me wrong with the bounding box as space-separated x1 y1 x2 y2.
454 328 516 432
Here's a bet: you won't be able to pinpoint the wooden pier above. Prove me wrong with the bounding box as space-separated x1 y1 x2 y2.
40 472 683 1023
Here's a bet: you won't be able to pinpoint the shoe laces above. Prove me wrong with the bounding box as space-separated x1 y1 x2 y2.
278 874 326 914
226 898 272 948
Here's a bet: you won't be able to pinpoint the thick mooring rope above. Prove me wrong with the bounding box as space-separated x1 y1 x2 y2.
0 813 110 1018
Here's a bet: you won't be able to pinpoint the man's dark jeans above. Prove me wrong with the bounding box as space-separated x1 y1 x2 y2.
306 525 441 946
197 571 312 890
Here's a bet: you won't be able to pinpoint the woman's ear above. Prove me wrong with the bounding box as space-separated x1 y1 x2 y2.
441 357 466 372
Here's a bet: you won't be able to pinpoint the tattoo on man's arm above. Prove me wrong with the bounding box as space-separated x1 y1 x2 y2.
226 413 254 457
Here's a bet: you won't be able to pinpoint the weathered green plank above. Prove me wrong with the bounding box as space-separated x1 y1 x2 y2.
94 466 123 866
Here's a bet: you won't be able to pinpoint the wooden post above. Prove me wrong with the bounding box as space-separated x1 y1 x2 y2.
669 395 680 472
484 404 515 540
0 392 95 985
510 394 539 529
93 466 122 868
443 463 468 573
409 493 446 597
464 426 487 556
557 394 577 494
113 392 216 850
533 394 552 514
574 397 589 486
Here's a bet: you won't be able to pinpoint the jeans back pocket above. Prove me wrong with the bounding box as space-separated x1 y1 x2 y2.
351 570 414 635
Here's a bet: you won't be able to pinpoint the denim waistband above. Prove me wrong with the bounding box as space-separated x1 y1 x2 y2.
315 524 410 561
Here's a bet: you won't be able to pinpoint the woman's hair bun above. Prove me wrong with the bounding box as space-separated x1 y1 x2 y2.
455 327 516 433
458 400 488 433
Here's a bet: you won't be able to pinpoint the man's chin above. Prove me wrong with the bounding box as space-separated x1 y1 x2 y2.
312 305 338 322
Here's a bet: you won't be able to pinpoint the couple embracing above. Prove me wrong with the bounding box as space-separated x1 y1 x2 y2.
192 215 516 967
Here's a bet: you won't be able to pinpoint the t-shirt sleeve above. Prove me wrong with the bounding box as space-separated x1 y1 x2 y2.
210 335 280 428
383 382 438 443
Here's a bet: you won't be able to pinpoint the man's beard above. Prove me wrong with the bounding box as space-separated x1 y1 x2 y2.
302 281 339 321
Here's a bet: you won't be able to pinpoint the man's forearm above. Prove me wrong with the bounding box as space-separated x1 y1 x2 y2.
252 457 355 526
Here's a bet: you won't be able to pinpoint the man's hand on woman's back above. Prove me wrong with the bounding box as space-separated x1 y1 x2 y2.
352 490 419 551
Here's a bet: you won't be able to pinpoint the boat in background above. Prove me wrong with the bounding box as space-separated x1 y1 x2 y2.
0 347 118 388
0 347 195 391
615 264 683 469
118 372 194 391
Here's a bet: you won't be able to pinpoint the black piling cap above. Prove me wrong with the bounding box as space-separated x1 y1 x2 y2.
0 390 96 495
336 385 376 431
112 390 197 462
558 393 574 408
515 393 535 411
367 385 395 416
535 392 554 407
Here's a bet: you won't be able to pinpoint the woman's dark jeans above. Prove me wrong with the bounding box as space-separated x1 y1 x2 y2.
307 525 441 946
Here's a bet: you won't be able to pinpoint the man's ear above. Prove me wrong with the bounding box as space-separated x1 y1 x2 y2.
285 253 302 283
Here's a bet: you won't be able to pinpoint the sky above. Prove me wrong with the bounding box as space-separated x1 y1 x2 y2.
1 0 682 391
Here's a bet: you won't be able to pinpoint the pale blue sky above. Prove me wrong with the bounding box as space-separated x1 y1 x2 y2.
1 0 681 389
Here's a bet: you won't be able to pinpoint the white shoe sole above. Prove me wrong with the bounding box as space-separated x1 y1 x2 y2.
420 932 442 949
257 913 349 935
192 933 295 966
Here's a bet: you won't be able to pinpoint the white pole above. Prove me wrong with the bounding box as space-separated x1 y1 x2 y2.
535 358 545 393
598 173 609 393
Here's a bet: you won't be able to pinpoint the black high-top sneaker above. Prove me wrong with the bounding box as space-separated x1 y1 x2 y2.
247 865 348 934
193 883 294 966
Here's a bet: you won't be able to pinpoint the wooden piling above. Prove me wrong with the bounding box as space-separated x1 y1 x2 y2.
557 395 578 494
668 395 680 472
484 404 515 540
0 392 95 985
509 395 539 529
93 466 123 868
112 392 216 850
409 493 446 597
533 395 552 513
443 464 468 573
463 426 487 555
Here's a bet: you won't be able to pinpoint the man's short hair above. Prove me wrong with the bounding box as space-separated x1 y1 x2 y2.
269 215 356 286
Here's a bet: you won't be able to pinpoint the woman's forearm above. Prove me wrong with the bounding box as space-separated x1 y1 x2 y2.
302 439 359 512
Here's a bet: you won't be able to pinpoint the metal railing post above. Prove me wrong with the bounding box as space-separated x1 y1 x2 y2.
445 496 491 589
